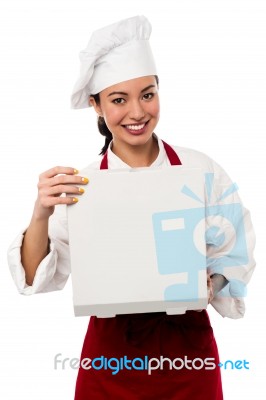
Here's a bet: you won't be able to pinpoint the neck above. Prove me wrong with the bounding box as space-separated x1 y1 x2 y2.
111 134 159 168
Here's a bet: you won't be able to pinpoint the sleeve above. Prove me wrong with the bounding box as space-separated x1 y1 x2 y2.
7 204 71 295
205 159 256 318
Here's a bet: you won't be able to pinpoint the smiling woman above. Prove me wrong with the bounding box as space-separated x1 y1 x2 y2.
90 75 160 154
90 75 160 167
7 14 256 400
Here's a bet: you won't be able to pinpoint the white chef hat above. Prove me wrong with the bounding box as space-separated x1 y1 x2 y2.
70 15 157 109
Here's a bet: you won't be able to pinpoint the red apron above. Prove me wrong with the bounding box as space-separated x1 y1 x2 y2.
74 140 223 400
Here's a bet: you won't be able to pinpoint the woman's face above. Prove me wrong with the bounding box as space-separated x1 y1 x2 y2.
90 75 160 148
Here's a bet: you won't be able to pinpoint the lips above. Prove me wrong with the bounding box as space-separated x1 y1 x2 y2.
125 123 145 130
123 121 149 135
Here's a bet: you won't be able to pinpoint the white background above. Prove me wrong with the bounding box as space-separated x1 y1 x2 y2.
0 0 265 399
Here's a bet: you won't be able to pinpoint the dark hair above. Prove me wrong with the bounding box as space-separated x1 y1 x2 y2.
91 75 159 155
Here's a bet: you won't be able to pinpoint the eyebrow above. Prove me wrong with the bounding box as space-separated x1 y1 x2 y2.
107 84 156 97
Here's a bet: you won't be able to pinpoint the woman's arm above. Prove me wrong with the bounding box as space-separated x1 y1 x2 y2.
21 211 50 286
206 159 256 318
20 166 88 286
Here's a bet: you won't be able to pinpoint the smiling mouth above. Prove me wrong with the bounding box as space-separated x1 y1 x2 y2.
122 121 149 131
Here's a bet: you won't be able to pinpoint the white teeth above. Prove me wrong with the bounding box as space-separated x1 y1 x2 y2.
125 123 145 131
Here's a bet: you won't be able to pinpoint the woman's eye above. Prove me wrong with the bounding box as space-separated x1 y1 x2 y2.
143 93 154 100
113 98 125 104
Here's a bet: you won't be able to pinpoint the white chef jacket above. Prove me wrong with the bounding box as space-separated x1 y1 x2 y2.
7 134 256 319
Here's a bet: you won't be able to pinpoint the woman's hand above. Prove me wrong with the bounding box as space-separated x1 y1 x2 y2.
207 274 214 304
33 166 89 221
207 274 228 304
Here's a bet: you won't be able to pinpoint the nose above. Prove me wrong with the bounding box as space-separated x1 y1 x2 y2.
128 100 145 121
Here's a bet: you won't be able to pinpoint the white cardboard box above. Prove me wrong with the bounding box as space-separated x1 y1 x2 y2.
67 166 208 317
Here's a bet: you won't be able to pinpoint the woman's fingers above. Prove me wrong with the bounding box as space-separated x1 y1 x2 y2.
38 170 89 189
38 176 88 192
39 166 79 179
42 184 86 197
39 194 80 208
50 174 89 187
34 166 89 219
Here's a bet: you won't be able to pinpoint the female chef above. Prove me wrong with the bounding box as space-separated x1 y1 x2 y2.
8 16 255 400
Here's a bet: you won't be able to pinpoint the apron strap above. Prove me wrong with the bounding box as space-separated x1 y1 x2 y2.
100 150 108 170
161 140 182 165
100 139 182 170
